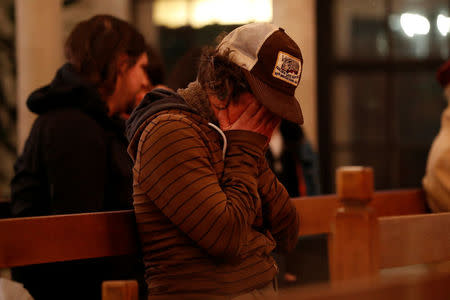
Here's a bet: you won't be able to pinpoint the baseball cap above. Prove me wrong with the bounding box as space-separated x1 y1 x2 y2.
217 23 304 125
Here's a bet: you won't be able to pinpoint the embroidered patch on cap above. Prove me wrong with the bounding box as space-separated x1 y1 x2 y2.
272 51 301 86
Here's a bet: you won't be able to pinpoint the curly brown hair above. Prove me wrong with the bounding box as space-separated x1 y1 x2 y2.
197 41 250 106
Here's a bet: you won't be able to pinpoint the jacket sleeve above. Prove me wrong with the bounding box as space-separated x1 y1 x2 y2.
11 114 110 216
257 157 300 253
11 119 47 217
135 116 266 260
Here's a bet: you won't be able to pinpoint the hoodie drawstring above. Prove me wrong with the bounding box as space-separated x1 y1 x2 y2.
208 123 227 160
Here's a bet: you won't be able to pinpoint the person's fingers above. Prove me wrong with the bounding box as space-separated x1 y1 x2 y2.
222 96 282 139
239 93 254 107
263 111 277 126
255 112 280 138
239 100 261 122
250 105 269 127
217 109 231 130
257 109 276 128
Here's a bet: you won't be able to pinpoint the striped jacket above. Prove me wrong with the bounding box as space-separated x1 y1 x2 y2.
126 83 300 299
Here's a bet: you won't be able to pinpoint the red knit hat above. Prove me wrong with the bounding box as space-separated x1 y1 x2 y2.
436 60 450 88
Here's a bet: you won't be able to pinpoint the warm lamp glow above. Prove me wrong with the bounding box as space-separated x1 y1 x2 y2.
153 0 189 28
437 14 450 36
153 0 272 28
400 13 430 37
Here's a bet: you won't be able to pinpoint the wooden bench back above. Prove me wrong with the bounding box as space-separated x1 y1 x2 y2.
0 165 439 299
0 189 427 269
379 211 450 269
329 166 450 281
0 210 138 268
293 188 427 236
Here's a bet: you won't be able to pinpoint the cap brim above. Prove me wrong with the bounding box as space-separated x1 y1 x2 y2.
243 70 304 125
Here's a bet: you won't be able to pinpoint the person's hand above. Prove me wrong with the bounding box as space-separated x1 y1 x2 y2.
216 94 280 140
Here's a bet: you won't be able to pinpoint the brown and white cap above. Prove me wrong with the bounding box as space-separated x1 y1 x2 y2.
217 22 304 125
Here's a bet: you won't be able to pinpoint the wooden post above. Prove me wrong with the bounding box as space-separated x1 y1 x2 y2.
102 280 138 300
328 166 379 282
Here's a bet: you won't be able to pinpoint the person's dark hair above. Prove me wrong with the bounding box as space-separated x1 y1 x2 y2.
145 44 165 86
197 37 250 104
65 15 146 96
167 47 202 91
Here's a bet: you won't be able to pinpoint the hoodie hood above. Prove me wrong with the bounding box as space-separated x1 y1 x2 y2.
125 88 197 141
125 81 220 160
125 88 198 159
27 63 128 140
27 63 108 117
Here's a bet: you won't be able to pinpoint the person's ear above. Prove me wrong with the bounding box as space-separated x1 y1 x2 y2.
116 53 130 75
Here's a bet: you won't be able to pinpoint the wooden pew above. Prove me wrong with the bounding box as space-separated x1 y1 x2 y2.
294 188 427 236
0 211 139 300
0 189 427 267
328 166 450 282
0 210 138 268
0 166 434 298
0 188 427 268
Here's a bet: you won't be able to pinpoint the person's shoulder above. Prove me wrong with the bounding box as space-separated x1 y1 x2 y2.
34 108 106 140
140 109 205 141
36 107 104 128
36 107 97 125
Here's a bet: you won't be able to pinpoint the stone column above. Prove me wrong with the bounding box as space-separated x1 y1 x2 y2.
15 0 64 153
273 0 318 150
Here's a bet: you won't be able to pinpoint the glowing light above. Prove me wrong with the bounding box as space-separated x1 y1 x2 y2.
400 13 430 37
437 14 450 36
153 0 189 28
153 0 272 28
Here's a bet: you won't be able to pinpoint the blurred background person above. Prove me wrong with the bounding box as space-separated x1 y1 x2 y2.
10 15 149 300
423 59 450 213
121 43 168 120
266 119 323 287
267 119 320 198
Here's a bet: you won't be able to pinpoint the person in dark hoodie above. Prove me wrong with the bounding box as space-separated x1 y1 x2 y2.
10 15 149 300
126 23 302 299
266 119 322 287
